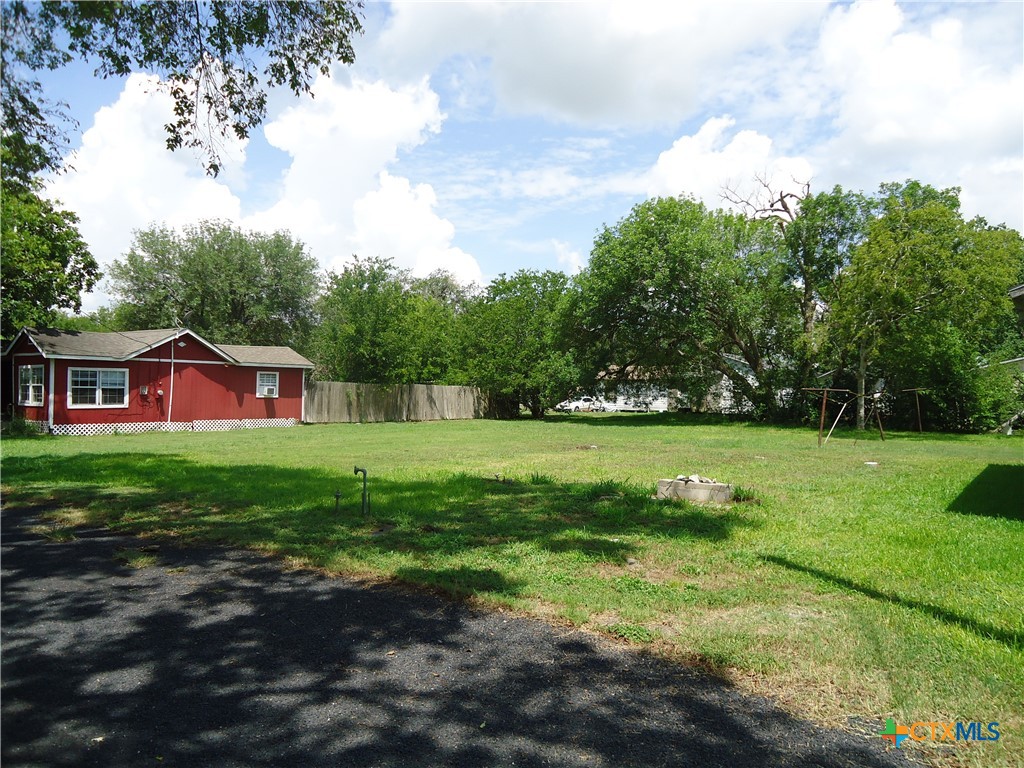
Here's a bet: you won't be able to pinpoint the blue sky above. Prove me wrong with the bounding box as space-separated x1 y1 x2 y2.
38 0 1023 313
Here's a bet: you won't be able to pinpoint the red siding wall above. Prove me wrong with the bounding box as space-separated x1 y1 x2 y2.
7 336 305 426
163 363 305 422
8 337 48 422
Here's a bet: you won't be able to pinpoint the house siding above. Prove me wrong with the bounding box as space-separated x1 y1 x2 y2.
165 363 304 422
46 359 303 426
51 358 169 425
5 332 305 431
8 337 48 423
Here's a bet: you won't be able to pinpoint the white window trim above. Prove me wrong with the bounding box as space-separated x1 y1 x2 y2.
67 367 130 409
256 370 279 399
18 364 44 406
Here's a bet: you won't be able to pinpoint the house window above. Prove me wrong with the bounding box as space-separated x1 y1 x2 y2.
68 368 129 408
18 365 44 406
257 371 279 398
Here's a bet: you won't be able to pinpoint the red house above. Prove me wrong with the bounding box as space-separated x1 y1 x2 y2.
3 328 314 436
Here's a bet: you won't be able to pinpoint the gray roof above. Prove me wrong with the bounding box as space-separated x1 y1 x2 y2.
7 328 313 368
218 344 314 368
20 328 181 359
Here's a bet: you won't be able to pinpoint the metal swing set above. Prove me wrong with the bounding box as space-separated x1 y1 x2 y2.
803 386 929 446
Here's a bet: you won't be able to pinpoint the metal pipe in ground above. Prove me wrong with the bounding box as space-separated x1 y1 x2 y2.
354 466 369 515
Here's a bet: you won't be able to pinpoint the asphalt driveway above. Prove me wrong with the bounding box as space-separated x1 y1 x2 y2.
1 503 918 768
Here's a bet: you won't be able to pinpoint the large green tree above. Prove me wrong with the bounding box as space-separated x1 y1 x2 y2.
779 187 870 395
0 138 99 342
108 220 319 349
311 257 463 385
453 270 579 418
725 180 871 411
828 182 1023 430
1 0 363 175
407 271 474 384
566 196 799 418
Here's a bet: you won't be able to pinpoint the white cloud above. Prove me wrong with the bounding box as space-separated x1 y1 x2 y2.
350 171 483 283
39 0 1023 320
252 73 482 282
497 167 584 200
369 1 828 127
244 75 449 259
553 240 585 275
46 74 244 310
640 0 1022 228
647 117 814 210
810 0 1023 228
46 70 484 311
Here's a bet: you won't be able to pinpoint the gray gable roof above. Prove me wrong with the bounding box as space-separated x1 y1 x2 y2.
19 328 182 359
6 328 313 368
217 344 314 368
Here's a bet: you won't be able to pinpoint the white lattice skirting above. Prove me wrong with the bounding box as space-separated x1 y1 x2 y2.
50 418 297 437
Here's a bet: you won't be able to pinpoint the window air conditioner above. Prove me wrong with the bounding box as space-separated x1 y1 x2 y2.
263 386 277 397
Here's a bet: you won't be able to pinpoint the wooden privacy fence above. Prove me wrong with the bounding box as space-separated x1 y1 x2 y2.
304 381 489 423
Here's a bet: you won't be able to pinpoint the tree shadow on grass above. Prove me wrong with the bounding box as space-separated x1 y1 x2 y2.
760 555 1023 651
2 452 758 595
2 503 916 768
393 566 523 600
542 412 789 429
947 464 1024 522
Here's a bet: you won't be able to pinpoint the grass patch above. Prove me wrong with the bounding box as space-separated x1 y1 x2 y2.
605 622 656 643
2 414 1021 767
113 547 159 569
28 523 78 542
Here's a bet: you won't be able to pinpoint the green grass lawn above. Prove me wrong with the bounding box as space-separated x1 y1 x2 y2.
3 413 1022 766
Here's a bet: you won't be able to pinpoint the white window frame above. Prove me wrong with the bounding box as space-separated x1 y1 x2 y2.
67 367 129 409
18 364 44 406
256 370 279 398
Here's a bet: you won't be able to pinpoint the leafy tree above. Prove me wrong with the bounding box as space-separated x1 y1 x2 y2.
828 182 1023 430
108 220 319 349
313 257 420 384
879 323 1024 432
407 271 475 384
1 1 363 175
780 187 870 396
311 261 474 386
566 196 799 418
452 270 580 419
725 180 871 413
0 138 99 342
410 270 476 314
51 306 125 333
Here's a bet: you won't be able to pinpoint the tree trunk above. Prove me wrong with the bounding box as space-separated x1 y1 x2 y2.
797 289 817 393
856 340 867 430
529 391 544 419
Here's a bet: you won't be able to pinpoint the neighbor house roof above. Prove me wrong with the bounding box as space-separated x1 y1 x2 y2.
3 328 314 368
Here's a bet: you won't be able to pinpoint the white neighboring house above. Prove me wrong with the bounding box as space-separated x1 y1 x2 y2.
691 354 758 414
594 368 675 413
602 388 672 412
1005 285 1024 373
596 356 760 415
992 284 1024 434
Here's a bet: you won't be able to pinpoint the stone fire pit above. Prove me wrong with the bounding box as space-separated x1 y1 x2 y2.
656 474 734 504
